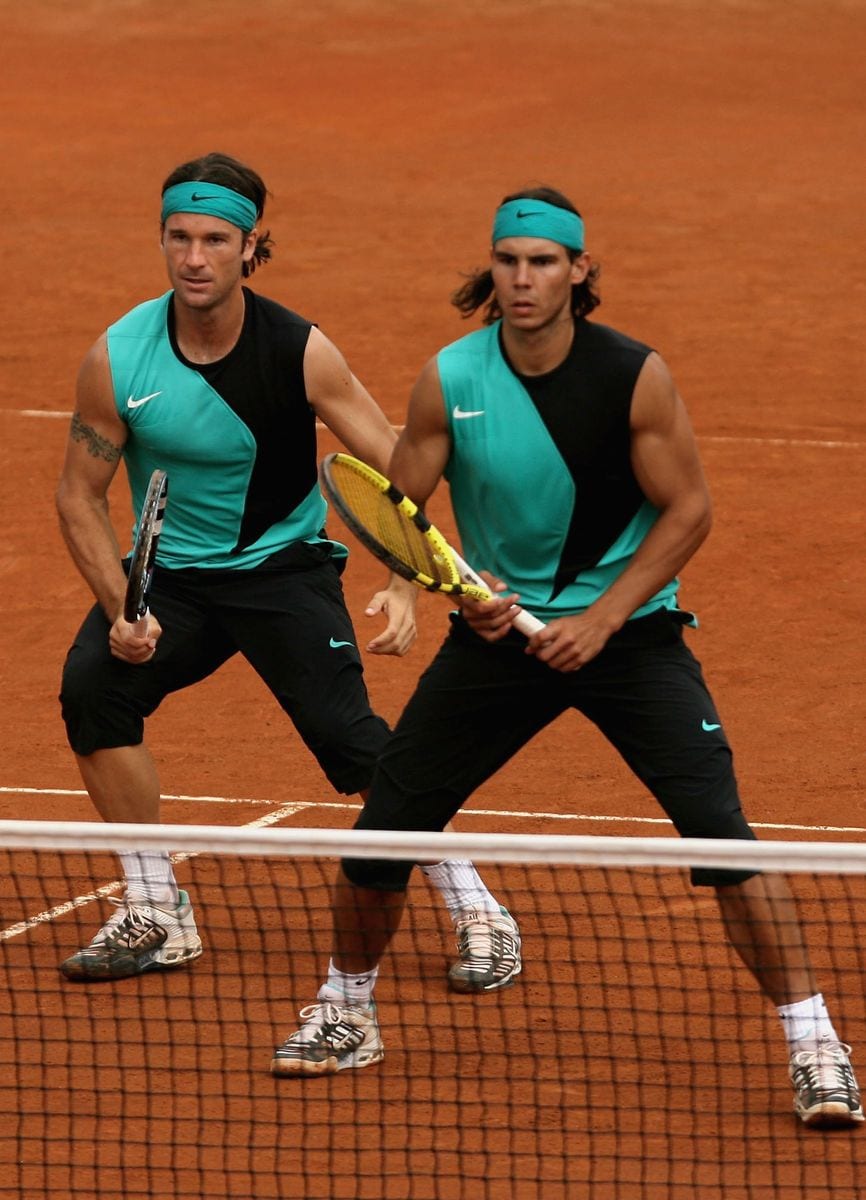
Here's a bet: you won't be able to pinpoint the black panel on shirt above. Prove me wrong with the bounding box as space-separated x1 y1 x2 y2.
169 289 315 553
503 319 652 601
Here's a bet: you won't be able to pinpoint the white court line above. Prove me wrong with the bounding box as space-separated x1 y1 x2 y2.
2 785 865 835
0 786 282 806
14 410 72 419
6 410 865 449
701 435 864 449
0 799 310 942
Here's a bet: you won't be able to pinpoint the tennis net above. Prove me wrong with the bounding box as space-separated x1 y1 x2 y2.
1 820 865 1200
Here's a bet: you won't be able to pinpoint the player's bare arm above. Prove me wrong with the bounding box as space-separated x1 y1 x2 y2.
304 327 399 471
304 326 418 655
388 357 452 507
57 336 129 617
528 351 712 672
56 337 159 663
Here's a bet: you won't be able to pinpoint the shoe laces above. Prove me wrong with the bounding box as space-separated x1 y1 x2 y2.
455 911 508 960
100 896 160 948
291 1001 364 1046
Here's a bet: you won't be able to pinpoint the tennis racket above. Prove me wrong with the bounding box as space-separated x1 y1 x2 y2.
123 469 168 631
319 453 545 637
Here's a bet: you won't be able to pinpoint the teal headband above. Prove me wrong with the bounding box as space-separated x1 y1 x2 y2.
160 181 258 232
492 198 584 251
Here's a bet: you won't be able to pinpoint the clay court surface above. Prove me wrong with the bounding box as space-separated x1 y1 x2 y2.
1 0 865 1196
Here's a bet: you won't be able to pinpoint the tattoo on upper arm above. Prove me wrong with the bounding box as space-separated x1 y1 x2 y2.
70 412 122 462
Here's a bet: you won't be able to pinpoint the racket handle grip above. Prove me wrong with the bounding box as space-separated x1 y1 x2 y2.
452 553 546 638
133 611 150 637
511 608 547 637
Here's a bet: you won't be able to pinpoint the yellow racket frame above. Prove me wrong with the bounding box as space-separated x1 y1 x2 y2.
320 453 491 599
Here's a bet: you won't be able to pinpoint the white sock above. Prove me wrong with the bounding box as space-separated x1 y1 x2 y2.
319 959 379 1008
777 993 840 1046
118 851 179 906
420 859 503 922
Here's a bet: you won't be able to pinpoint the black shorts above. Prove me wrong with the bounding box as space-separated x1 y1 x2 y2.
59 542 390 794
344 608 756 890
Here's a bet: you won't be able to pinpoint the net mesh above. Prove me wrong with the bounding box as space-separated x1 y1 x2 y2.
1 822 865 1200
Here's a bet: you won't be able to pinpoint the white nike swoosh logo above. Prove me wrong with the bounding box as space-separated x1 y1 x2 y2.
127 391 163 409
453 406 485 419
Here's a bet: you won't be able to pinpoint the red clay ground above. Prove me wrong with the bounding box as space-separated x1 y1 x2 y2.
0 1 865 1197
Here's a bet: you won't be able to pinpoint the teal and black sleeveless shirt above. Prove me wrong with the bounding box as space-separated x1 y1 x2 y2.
439 318 683 623
107 288 343 569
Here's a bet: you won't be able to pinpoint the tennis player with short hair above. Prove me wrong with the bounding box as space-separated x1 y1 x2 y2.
56 152 518 985
274 186 862 1130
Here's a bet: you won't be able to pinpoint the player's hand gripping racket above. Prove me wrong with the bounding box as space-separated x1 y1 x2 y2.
319 453 545 637
123 469 168 633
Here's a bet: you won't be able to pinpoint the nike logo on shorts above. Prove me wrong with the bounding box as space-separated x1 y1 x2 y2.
329 637 354 649
702 720 722 732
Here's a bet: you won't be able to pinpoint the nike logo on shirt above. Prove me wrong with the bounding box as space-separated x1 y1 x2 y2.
452 406 485 420
127 391 163 409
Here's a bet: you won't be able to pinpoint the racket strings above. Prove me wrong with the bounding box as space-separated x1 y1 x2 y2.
330 465 459 588
125 470 168 622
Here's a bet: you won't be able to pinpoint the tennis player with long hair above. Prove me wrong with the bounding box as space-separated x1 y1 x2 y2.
55 152 519 987
274 186 862 1130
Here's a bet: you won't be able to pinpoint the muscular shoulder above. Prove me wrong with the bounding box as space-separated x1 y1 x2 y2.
630 351 682 430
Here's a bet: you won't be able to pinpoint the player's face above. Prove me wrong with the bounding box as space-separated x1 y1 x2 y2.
161 213 256 311
490 238 589 333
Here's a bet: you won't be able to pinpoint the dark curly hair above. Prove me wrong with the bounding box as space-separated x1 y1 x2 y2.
451 185 600 324
161 152 274 277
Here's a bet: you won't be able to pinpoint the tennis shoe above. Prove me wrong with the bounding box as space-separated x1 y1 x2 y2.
60 890 202 981
448 906 522 993
271 996 384 1076
789 1039 864 1127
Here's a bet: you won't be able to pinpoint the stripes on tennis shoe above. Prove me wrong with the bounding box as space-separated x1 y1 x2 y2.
789 1040 864 1127
448 906 522 993
60 891 203 981
271 999 384 1076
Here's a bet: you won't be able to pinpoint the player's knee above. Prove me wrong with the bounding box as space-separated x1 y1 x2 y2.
341 855 413 892
303 713 390 792
686 807 759 887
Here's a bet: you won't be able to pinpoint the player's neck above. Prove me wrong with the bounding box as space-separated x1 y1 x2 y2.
172 287 246 365
500 313 574 377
